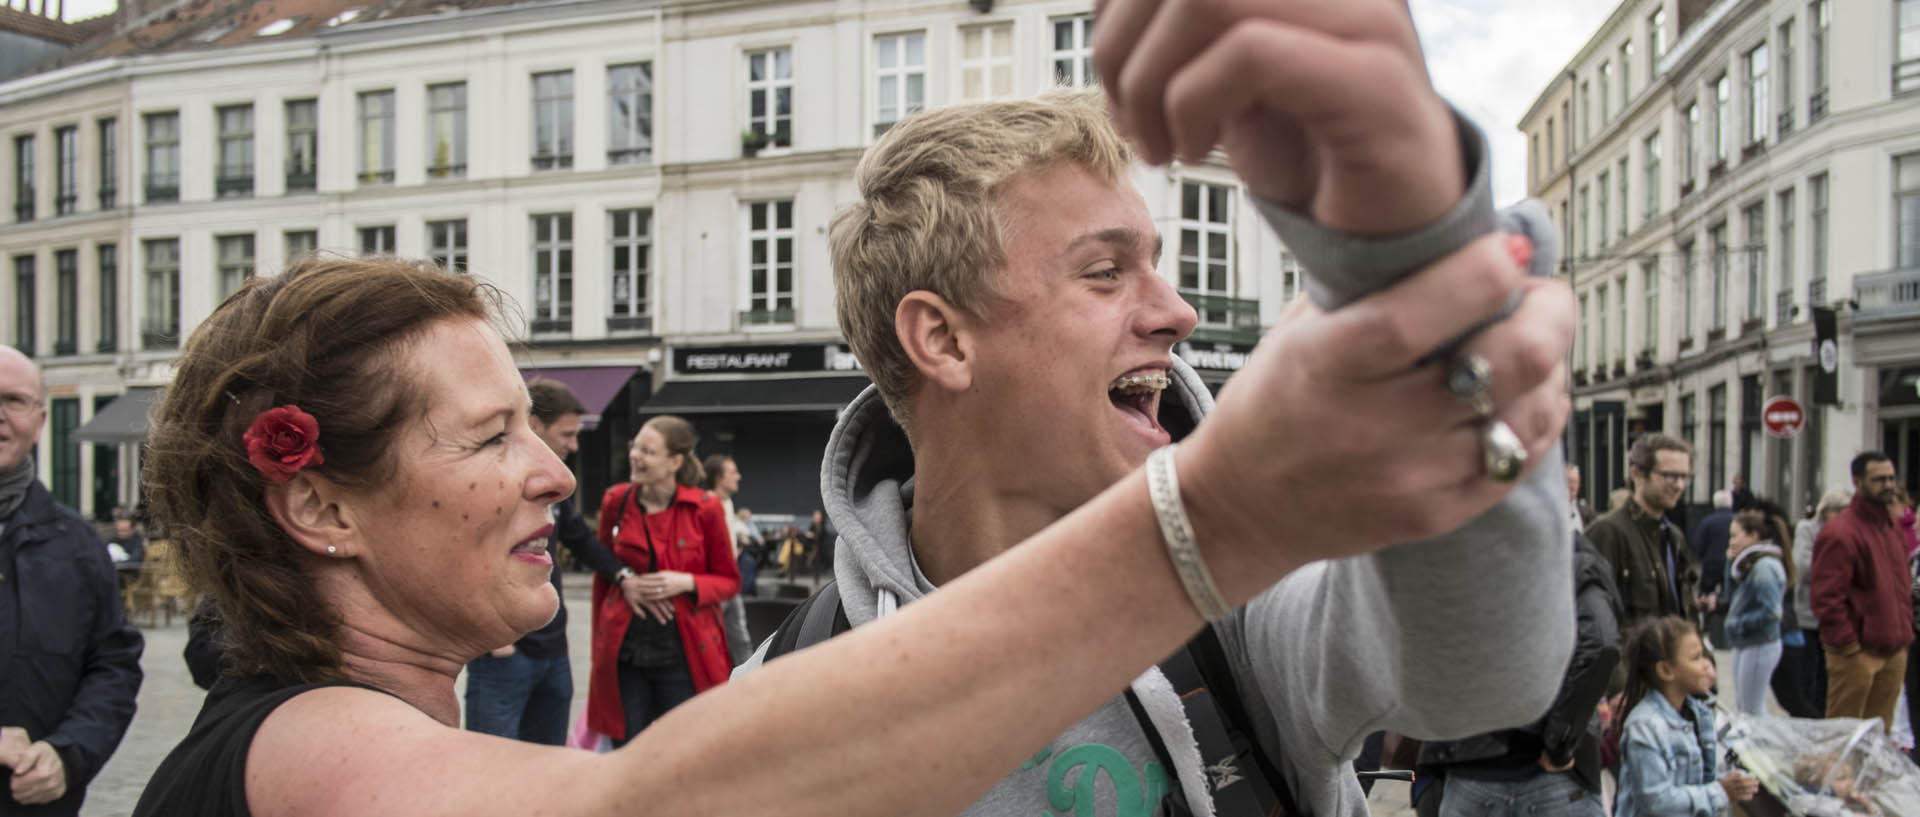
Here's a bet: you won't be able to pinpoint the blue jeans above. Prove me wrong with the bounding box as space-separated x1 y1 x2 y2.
1439 773 1603 817
613 660 697 746
464 648 573 745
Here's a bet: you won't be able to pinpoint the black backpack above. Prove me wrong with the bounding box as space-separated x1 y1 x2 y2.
762 581 1303 817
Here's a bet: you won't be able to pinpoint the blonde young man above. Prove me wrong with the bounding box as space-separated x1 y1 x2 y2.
741 2 1578 816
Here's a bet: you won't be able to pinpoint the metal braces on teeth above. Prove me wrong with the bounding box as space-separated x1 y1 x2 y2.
1110 373 1170 391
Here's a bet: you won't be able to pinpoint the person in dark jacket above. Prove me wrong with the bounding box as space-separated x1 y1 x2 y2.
1416 533 1623 817
1587 433 1700 634
1811 451 1913 730
462 378 633 745
1691 490 1735 647
0 346 145 815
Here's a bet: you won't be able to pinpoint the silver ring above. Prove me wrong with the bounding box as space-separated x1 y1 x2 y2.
1481 419 1526 483
1447 353 1496 417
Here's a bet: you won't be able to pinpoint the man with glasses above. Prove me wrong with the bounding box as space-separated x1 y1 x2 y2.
1811 451 1912 728
1588 433 1700 632
0 346 144 814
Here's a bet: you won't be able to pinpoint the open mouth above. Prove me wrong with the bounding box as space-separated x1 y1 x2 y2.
1108 370 1169 435
510 525 555 566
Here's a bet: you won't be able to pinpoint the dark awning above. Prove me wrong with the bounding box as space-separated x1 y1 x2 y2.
74 387 162 444
642 376 871 415
519 366 641 430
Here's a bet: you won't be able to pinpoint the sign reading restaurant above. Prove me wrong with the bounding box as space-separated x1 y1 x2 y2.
672 344 864 376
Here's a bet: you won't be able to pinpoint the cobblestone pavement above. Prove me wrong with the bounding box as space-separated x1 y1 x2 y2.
78 578 1418 816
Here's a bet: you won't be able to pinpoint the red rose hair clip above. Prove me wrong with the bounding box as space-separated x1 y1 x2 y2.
243 405 325 483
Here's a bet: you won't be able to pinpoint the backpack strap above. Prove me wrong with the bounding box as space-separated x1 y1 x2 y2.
1154 624 1301 817
763 580 850 661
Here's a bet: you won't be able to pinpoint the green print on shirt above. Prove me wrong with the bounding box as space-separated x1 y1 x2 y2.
1042 743 1170 817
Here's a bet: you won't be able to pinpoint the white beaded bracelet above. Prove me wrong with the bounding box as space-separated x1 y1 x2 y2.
1145 444 1232 623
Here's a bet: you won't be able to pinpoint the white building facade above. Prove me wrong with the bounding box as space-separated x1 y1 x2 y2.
3 0 1298 518
1522 0 1920 516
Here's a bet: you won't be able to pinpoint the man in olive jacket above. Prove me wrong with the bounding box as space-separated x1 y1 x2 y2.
1586 433 1700 632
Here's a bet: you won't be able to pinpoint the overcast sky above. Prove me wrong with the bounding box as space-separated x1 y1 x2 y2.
51 0 1620 204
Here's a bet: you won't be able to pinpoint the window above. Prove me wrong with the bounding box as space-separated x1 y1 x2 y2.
358 90 394 184
1746 45 1769 146
1810 1 1829 121
1681 239 1697 338
1580 80 1592 144
530 71 573 170
1643 131 1661 220
1531 133 1540 184
96 243 116 353
428 219 466 272
284 229 317 262
1577 185 1590 258
607 64 652 164
874 32 927 136
1561 100 1572 158
97 117 116 208
359 225 395 256
1576 293 1589 371
285 99 317 192
1712 74 1730 165
1650 7 1668 69
12 255 31 352
427 82 467 178
1899 154 1920 268
1810 173 1829 303
216 233 254 301
1596 283 1609 370
54 249 75 355
144 111 179 202
1179 181 1235 326
532 213 573 333
216 104 254 197
1742 202 1765 323
746 49 793 149
1597 171 1610 249
49 397 77 507
1642 259 1659 353
1709 222 1729 331
1709 384 1728 498
744 201 794 324
609 208 651 331
1777 188 1796 321
1616 275 1628 362
1778 20 1796 136
1682 103 1699 189
1052 14 1095 87
1900 0 1920 93
961 22 1013 100
14 134 33 221
142 238 179 349
1680 393 1698 486
1547 119 1557 171
1621 40 1634 101
1618 156 1630 240
1600 61 1613 121
54 126 75 215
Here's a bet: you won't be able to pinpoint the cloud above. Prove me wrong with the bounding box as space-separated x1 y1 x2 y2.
1413 0 1622 205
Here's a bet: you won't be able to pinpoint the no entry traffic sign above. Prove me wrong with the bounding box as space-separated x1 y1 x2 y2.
1763 395 1805 438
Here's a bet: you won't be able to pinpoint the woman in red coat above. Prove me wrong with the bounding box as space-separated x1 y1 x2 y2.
588 415 740 744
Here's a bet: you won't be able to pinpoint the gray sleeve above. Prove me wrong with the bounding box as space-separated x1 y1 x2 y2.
1224 109 1576 768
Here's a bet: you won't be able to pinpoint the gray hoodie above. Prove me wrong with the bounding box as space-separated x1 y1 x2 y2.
739 116 1575 817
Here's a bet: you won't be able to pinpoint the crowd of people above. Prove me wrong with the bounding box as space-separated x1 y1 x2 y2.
1 1 1916 816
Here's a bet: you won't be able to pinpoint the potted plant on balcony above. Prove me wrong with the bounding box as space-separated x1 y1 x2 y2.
1612 358 1627 378
741 129 771 158
1635 347 1655 370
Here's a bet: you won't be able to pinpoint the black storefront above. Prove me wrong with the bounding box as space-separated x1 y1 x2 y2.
1176 340 1253 395
641 343 870 518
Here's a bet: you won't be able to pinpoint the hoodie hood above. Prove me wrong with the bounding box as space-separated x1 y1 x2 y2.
824 356 1217 626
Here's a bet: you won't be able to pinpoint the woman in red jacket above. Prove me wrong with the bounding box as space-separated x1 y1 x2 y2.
588 415 740 745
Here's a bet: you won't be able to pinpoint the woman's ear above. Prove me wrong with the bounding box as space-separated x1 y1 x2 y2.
1653 658 1677 685
263 473 353 558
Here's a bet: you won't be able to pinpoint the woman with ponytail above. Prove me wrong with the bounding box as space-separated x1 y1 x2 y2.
1725 509 1794 716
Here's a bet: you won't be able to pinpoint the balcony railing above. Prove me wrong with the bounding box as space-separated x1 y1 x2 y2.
13 197 32 222
1180 292 1262 345
530 317 572 335
1778 110 1795 139
141 328 178 350
215 174 253 197
607 314 653 333
1776 289 1796 324
427 164 467 180
55 193 75 215
144 176 178 203
1896 58 1920 95
357 169 394 185
531 153 573 171
1855 268 1920 322
285 169 316 192
739 306 795 327
1809 88 1829 123
98 185 115 209
1809 277 1827 307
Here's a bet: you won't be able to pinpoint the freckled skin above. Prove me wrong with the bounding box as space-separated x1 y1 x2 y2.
432 501 440 509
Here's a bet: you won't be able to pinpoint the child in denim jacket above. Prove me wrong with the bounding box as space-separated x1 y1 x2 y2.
1616 616 1758 816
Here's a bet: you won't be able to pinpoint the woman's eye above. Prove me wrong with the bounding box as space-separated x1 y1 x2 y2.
480 431 508 448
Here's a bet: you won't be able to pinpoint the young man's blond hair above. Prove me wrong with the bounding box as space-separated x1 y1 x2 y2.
829 89 1132 433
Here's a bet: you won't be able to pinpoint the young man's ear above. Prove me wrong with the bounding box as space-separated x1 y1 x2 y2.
895 291 974 393
263 473 354 559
